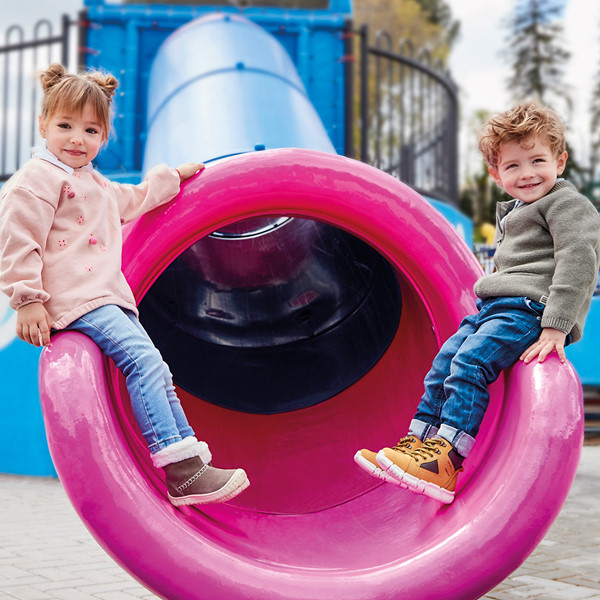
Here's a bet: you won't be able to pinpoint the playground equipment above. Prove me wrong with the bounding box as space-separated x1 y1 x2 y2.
566 290 600 389
37 7 584 600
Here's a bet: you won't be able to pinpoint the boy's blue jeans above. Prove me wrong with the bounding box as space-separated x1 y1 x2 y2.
63 305 195 454
409 296 551 458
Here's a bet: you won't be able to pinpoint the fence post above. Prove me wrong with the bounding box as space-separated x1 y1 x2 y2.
77 10 89 71
343 19 354 159
359 24 368 164
0 15 78 181
354 29 459 205
61 14 70 66
447 80 459 203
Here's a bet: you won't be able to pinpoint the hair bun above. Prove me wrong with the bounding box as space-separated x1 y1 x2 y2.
39 63 68 92
86 71 119 101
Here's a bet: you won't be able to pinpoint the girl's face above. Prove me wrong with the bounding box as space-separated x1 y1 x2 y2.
39 102 105 169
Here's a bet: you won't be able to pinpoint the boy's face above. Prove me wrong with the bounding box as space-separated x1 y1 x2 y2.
39 101 105 169
489 136 568 203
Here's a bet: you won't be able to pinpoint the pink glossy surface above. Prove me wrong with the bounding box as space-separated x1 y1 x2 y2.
39 149 583 600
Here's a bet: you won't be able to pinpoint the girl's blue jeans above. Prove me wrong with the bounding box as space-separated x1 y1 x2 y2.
409 296 555 458
63 305 195 454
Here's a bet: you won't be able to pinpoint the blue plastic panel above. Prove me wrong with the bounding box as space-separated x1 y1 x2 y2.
0 328 56 476
566 291 600 387
83 0 350 173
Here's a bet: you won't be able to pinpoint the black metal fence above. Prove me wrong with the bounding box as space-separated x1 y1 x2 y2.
349 25 459 205
1 16 459 206
0 15 80 181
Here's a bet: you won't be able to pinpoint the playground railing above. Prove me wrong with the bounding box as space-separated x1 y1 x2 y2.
352 25 459 206
0 11 460 210
0 14 85 181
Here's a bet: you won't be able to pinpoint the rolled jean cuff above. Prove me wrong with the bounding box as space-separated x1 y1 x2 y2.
437 424 475 458
408 419 439 442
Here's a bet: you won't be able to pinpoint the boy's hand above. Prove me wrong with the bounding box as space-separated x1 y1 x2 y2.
519 327 567 364
17 303 52 347
175 163 205 182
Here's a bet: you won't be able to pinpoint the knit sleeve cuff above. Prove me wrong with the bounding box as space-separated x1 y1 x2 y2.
541 315 573 334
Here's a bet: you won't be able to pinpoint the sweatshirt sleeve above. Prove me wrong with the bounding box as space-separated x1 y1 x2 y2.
542 193 600 333
111 164 181 224
0 186 55 310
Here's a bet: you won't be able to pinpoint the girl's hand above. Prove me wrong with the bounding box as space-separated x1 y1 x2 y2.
17 303 52 347
519 327 567 364
175 163 205 182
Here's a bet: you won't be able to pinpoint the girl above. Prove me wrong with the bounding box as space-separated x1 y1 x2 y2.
0 63 249 506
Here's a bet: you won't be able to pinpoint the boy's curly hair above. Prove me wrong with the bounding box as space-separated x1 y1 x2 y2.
478 102 566 168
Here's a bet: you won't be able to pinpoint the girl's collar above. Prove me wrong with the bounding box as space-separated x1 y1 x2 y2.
32 146 94 175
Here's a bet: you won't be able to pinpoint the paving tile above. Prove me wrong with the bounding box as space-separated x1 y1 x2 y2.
1 444 599 600
479 444 600 599
0 588 55 600
45 589 101 600
561 577 600 591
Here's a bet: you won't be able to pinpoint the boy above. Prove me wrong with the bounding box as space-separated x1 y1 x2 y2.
355 102 600 504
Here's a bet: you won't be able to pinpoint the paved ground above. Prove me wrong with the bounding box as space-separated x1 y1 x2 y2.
1 442 599 600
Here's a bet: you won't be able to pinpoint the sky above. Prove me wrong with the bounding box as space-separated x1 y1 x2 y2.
4 0 600 177
446 0 600 179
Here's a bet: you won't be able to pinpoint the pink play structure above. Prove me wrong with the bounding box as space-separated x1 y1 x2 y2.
39 149 583 600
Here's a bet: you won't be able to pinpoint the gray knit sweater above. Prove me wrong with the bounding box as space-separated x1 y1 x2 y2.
474 180 600 343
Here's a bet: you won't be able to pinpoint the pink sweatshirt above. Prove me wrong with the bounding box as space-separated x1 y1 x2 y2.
0 154 180 329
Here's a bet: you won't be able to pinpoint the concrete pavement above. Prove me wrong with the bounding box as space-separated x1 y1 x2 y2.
1 443 599 600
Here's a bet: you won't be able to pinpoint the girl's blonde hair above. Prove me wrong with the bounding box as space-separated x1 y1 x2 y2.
478 102 566 168
39 63 119 142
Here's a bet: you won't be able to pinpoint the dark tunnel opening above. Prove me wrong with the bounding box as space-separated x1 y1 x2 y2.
138 217 402 413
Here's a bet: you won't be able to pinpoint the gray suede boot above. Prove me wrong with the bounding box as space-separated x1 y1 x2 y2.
152 437 249 507
163 457 249 506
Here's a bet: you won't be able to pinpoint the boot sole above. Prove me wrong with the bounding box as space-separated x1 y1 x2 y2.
354 450 390 481
376 451 454 504
168 469 250 507
354 451 411 488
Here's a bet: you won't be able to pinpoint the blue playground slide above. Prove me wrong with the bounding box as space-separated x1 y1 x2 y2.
0 0 475 476
0 4 593 598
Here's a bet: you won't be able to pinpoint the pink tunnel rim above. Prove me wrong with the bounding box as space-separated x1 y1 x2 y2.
122 148 481 341
39 149 584 600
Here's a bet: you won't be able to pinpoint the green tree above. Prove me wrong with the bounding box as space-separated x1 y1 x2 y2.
503 0 589 187
413 0 460 49
354 0 459 63
459 110 507 230
505 0 571 115
589 21 600 196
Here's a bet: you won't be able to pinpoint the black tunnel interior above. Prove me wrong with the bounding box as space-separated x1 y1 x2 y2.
138 217 402 413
